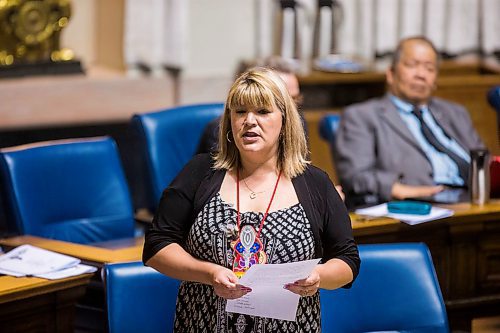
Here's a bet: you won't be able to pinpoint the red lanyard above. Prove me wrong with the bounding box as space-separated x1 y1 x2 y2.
236 169 282 238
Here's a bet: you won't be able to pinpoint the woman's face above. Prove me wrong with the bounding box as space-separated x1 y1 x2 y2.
230 104 283 158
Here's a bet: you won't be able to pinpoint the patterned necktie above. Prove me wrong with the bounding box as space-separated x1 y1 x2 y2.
412 107 469 184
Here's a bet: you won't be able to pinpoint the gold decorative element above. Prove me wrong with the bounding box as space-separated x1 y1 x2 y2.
242 178 266 199
0 0 73 66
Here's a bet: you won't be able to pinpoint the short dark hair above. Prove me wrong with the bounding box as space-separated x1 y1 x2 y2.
391 36 440 70
234 56 297 79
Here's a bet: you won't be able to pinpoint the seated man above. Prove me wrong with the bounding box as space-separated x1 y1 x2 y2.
335 36 485 207
196 56 303 154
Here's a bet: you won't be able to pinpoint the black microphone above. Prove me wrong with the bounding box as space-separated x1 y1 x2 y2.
487 86 500 111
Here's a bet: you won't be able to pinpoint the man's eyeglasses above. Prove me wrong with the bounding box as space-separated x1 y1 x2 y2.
292 93 304 107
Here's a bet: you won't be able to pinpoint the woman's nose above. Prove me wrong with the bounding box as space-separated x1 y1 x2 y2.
244 112 256 125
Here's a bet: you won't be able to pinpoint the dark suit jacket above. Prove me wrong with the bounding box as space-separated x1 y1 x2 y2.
335 94 485 205
196 117 219 154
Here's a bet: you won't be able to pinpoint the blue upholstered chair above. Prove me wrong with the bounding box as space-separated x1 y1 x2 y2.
132 103 224 210
488 85 500 111
488 85 500 131
319 113 341 144
319 113 341 161
321 243 449 333
0 137 135 244
104 261 180 333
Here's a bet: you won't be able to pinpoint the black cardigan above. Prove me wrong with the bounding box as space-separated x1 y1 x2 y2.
143 154 360 282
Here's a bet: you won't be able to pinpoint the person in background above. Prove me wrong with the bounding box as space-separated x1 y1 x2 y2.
143 68 360 332
335 36 485 207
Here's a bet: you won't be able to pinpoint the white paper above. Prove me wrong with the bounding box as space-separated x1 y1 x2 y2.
226 258 321 321
0 268 25 277
35 264 97 280
356 203 454 225
0 244 80 276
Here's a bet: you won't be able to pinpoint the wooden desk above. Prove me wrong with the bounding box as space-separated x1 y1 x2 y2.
298 70 386 109
0 236 144 266
0 236 144 332
350 200 500 331
0 274 92 332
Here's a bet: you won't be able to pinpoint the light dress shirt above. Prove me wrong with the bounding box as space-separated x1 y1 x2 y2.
390 95 469 186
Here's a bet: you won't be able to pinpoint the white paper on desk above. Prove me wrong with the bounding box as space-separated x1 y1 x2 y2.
356 203 454 225
226 258 321 321
0 244 80 276
0 268 25 277
35 264 97 280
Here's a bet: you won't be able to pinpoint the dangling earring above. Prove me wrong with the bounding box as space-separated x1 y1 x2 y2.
226 131 232 143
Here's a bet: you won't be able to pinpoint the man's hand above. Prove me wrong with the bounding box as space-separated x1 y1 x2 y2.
391 182 444 200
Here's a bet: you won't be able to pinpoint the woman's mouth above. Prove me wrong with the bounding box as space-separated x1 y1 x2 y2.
243 131 259 138
242 131 259 142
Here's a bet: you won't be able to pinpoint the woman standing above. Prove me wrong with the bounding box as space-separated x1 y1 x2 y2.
143 68 360 332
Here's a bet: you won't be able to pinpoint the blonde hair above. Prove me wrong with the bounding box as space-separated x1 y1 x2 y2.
213 67 309 178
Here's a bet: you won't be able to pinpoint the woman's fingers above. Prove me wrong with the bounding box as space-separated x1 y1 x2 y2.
284 283 318 297
214 284 252 299
211 266 252 299
284 269 321 297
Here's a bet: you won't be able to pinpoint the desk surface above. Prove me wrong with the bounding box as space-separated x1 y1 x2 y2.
0 235 144 265
298 60 500 85
350 199 500 233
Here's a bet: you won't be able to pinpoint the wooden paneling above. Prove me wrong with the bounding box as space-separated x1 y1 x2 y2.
95 0 125 70
0 275 91 333
478 226 500 293
304 110 339 183
434 75 500 155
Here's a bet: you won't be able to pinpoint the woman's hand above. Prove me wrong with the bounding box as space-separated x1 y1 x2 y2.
284 266 321 297
211 266 251 299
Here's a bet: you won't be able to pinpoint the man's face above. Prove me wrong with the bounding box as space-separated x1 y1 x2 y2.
387 40 438 106
278 72 303 107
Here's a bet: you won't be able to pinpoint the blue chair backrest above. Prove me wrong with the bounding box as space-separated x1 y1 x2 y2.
319 113 341 145
321 243 449 333
0 137 135 244
487 85 500 112
132 103 224 210
488 85 500 131
104 261 180 333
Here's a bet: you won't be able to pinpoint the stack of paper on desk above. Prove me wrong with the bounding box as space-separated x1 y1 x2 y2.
0 244 96 279
355 203 454 225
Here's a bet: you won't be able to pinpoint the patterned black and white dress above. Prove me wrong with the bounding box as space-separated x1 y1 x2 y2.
173 194 320 333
